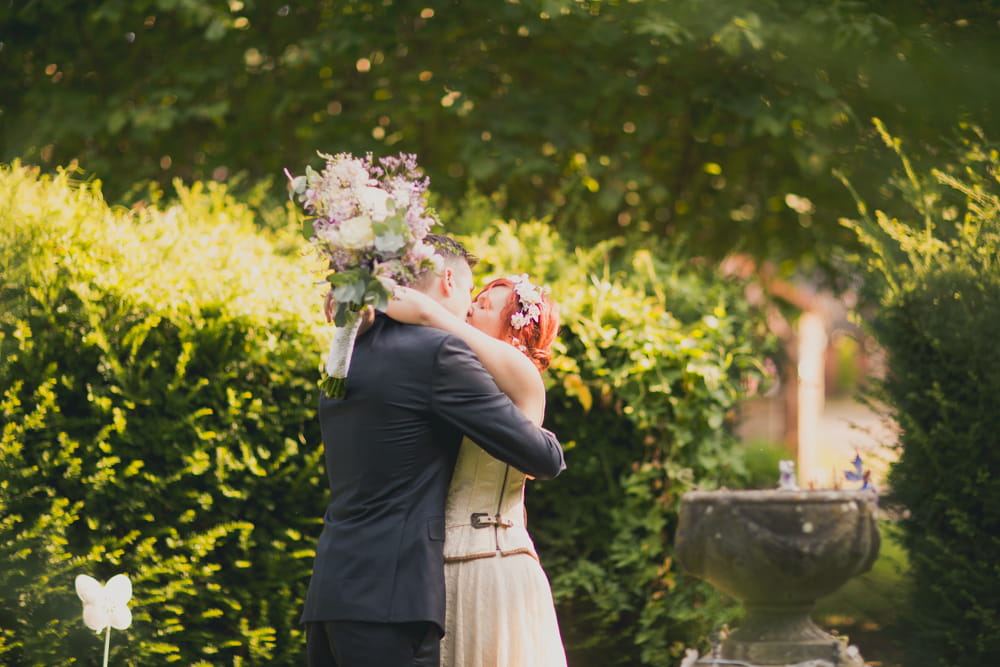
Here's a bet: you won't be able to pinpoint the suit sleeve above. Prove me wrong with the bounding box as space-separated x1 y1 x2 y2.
431 336 566 480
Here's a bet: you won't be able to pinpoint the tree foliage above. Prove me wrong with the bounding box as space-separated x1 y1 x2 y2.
3 0 998 267
842 122 1000 666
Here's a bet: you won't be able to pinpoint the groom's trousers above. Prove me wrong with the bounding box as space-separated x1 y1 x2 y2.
305 620 440 667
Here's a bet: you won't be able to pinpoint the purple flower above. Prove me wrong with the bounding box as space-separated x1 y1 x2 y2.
844 452 875 493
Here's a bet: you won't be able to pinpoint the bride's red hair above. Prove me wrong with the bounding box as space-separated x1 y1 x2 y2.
476 277 559 371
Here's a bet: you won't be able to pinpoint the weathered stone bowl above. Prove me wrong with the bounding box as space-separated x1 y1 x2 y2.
675 489 880 666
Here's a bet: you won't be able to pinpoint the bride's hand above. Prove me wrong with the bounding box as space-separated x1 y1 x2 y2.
323 290 375 328
385 286 451 326
323 289 337 323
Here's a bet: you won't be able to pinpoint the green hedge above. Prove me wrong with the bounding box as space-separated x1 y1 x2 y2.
1 163 772 665
1 162 328 665
842 122 1000 666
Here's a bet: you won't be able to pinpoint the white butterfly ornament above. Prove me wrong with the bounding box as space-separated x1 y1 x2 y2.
75 573 132 633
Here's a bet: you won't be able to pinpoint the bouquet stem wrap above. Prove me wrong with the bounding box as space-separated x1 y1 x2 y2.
320 315 364 399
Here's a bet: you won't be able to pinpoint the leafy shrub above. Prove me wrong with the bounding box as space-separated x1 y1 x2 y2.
0 162 328 665
841 122 1000 666
741 439 795 489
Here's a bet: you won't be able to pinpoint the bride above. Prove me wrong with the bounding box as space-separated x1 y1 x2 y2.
387 274 568 667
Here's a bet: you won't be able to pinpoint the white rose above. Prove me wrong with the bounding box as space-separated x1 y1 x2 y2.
375 230 407 255
339 214 376 249
359 186 392 222
317 224 343 247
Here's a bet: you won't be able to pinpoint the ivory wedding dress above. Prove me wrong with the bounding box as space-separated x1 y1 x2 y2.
441 438 568 667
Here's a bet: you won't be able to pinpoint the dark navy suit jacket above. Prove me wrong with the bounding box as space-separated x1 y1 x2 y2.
301 313 565 634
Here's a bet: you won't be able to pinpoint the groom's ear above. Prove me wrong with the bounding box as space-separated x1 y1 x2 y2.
439 267 456 296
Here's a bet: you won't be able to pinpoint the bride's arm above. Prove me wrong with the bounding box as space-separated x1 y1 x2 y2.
386 286 546 425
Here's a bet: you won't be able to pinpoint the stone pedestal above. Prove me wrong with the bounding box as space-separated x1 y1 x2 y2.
675 489 880 666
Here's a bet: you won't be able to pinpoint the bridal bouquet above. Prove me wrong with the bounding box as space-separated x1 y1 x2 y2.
286 152 441 398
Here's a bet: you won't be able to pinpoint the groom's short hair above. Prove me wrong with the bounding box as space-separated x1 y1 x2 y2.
425 233 478 268
413 234 477 289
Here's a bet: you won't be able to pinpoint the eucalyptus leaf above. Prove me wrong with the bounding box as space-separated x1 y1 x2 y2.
332 280 366 306
332 300 357 327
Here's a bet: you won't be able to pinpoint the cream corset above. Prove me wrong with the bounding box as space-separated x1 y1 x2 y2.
443 438 538 562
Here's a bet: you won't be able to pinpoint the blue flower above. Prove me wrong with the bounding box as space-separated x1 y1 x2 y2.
844 452 874 492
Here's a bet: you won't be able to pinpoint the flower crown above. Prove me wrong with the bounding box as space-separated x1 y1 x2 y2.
509 274 550 330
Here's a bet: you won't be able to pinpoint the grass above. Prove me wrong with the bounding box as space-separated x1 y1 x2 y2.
814 520 909 667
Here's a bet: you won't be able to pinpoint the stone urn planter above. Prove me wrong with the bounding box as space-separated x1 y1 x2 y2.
675 488 880 666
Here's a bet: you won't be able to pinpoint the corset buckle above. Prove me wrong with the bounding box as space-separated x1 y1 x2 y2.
470 512 514 529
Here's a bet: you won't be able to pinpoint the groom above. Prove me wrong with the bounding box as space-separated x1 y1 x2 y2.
302 234 566 667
